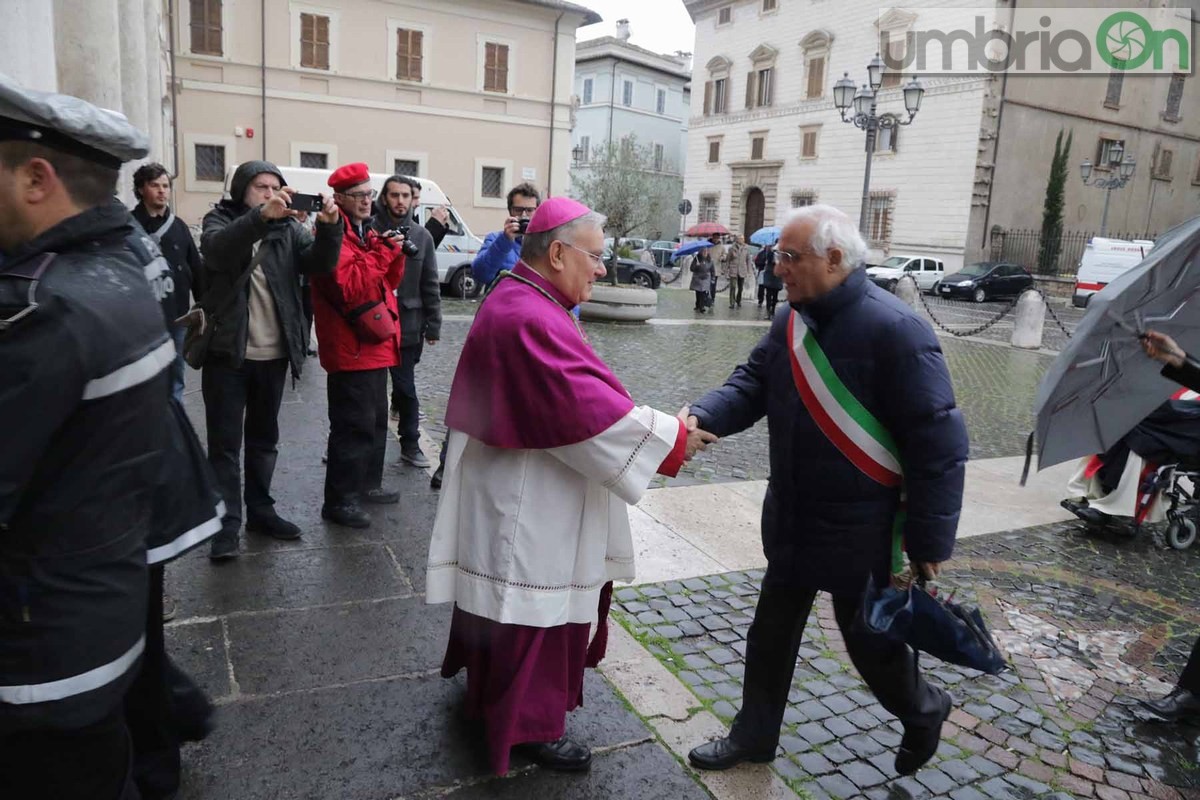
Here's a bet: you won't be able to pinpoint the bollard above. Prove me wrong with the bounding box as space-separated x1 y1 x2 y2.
894 276 920 309
1011 289 1046 349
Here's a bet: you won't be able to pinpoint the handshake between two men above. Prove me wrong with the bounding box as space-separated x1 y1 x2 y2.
677 406 719 461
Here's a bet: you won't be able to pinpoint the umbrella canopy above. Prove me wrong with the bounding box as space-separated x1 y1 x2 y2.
750 226 781 246
686 221 729 236
670 240 711 262
1033 217 1200 471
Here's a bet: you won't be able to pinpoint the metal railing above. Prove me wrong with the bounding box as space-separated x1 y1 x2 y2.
990 228 1157 277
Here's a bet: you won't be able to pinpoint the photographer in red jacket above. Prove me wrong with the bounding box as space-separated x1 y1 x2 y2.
312 163 406 528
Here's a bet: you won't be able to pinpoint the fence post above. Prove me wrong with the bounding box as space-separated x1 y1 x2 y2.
895 275 919 309
1011 289 1046 350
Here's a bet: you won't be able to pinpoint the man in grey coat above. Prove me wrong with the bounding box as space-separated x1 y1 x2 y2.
374 175 442 467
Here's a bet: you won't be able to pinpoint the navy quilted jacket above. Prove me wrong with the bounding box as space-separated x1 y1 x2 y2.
690 268 969 594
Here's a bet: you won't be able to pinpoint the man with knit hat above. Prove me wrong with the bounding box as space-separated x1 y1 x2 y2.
426 197 717 774
313 162 406 528
199 159 341 559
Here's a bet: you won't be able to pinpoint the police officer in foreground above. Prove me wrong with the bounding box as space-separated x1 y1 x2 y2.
0 74 173 799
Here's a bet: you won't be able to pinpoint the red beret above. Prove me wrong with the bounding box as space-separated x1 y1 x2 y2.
328 162 370 192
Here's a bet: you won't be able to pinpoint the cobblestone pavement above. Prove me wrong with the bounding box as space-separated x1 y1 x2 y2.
420 290 1058 485
612 520 1200 800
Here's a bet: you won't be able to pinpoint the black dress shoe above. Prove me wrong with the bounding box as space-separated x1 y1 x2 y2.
430 465 444 490
246 512 302 540
1140 688 1200 722
363 487 399 505
687 736 775 770
208 529 240 561
321 504 371 528
514 736 591 771
895 689 953 776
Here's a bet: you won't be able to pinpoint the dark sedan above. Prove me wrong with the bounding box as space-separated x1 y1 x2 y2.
937 261 1033 303
602 250 662 289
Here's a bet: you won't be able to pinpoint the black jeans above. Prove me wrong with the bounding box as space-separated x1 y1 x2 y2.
1 705 139 800
757 282 766 305
729 563 946 750
389 342 423 447
201 357 289 530
765 288 780 316
694 290 708 310
124 566 178 800
729 277 745 307
325 368 389 507
1179 635 1200 692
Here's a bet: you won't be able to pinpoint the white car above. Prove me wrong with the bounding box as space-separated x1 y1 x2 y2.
865 255 945 294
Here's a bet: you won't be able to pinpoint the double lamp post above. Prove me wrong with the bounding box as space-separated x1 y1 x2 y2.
1079 142 1136 237
833 54 925 236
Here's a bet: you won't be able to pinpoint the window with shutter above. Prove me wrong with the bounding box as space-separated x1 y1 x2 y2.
763 0 777 10
653 144 665 172
623 80 634 107
806 56 825 99
1164 74 1185 121
300 13 330 70
745 71 757 109
1096 137 1123 169
718 6 732 25
1153 145 1175 180
751 137 765 160
703 81 713 116
1104 62 1124 109
577 137 590 164
484 42 509 93
190 0 223 56
708 139 721 163
582 78 593 104
713 78 727 113
396 29 423 81
656 89 667 114
801 127 819 159
757 67 773 107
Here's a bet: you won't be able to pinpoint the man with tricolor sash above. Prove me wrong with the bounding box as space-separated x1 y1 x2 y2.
684 204 969 777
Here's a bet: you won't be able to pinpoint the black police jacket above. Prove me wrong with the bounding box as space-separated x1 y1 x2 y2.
0 201 171 733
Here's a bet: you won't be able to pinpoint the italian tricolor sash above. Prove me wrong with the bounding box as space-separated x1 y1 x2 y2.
787 310 907 573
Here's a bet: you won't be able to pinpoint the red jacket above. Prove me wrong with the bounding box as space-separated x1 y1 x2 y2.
311 218 406 372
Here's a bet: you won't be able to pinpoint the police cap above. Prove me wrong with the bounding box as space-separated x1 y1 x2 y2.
0 72 149 169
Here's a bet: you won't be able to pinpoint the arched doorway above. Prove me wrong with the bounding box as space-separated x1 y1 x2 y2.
744 187 765 238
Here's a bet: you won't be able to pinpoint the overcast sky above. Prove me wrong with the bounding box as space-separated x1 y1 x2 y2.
575 0 697 56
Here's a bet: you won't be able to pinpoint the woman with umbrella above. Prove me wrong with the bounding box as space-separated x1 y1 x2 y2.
689 245 715 313
1135 329 1200 722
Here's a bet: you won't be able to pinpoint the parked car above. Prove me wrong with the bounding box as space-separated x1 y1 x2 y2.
1072 237 1153 308
648 240 679 268
866 254 945 294
602 249 662 289
604 237 650 253
938 262 1033 303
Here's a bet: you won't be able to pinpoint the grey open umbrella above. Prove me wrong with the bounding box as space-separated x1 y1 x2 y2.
1031 216 1200 474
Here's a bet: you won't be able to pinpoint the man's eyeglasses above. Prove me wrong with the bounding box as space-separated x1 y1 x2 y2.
774 249 810 265
559 241 606 268
339 189 378 202
509 205 538 218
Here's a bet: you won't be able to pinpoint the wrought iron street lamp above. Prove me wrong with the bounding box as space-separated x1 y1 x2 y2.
834 54 925 236
571 143 584 165
1080 143 1136 237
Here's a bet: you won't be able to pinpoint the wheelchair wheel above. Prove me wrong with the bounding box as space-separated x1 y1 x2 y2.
1166 516 1197 550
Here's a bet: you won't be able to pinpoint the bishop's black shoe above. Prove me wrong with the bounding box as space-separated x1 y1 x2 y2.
321 503 371 529
687 736 776 771
1140 688 1200 722
895 689 953 776
208 528 240 561
514 736 592 772
246 511 302 540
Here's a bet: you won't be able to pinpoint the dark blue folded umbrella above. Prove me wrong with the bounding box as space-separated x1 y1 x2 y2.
858 578 1008 675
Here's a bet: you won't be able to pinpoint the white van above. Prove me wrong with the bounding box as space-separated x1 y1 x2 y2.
226 166 484 297
1073 237 1153 308
865 254 945 294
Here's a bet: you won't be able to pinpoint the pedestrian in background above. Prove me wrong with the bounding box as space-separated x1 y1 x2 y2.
199 160 341 559
722 234 752 309
312 163 406 529
758 244 783 317
374 174 442 469
130 162 202 402
689 246 714 313
0 76 171 800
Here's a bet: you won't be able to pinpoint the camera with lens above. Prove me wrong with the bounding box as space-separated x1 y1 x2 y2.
387 225 420 257
517 218 530 235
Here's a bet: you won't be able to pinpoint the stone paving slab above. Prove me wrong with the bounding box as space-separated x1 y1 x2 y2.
612 520 1200 800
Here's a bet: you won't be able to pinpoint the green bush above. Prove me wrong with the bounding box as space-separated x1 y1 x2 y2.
617 245 635 259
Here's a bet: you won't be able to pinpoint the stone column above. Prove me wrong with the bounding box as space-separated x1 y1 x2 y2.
0 1 57 91
144 0 166 165
54 0 122 110
1011 289 1046 350
894 275 920 309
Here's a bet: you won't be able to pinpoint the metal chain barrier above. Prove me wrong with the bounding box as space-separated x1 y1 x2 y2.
900 275 1074 341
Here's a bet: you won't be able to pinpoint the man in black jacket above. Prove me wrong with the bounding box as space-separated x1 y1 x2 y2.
131 162 203 401
200 160 341 559
374 175 442 467
0 76 171 800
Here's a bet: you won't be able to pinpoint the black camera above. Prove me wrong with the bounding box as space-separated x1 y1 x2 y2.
517 218 530 235
388 225 419 257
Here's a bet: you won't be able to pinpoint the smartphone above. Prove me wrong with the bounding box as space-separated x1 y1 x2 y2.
291 192 324 213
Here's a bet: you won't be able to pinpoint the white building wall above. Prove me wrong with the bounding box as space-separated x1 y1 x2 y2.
683 0 994 269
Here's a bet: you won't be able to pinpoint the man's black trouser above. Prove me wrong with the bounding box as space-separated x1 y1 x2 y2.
389 342 423 447
729 563 946 750
1178 635 1200 692
729 277 745 307
764 288 780 316
325 368 389 507
202 357 289 530
124 566 178 800
2 705 139 800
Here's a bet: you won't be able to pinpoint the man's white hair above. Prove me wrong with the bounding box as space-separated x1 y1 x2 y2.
778 204 867 271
